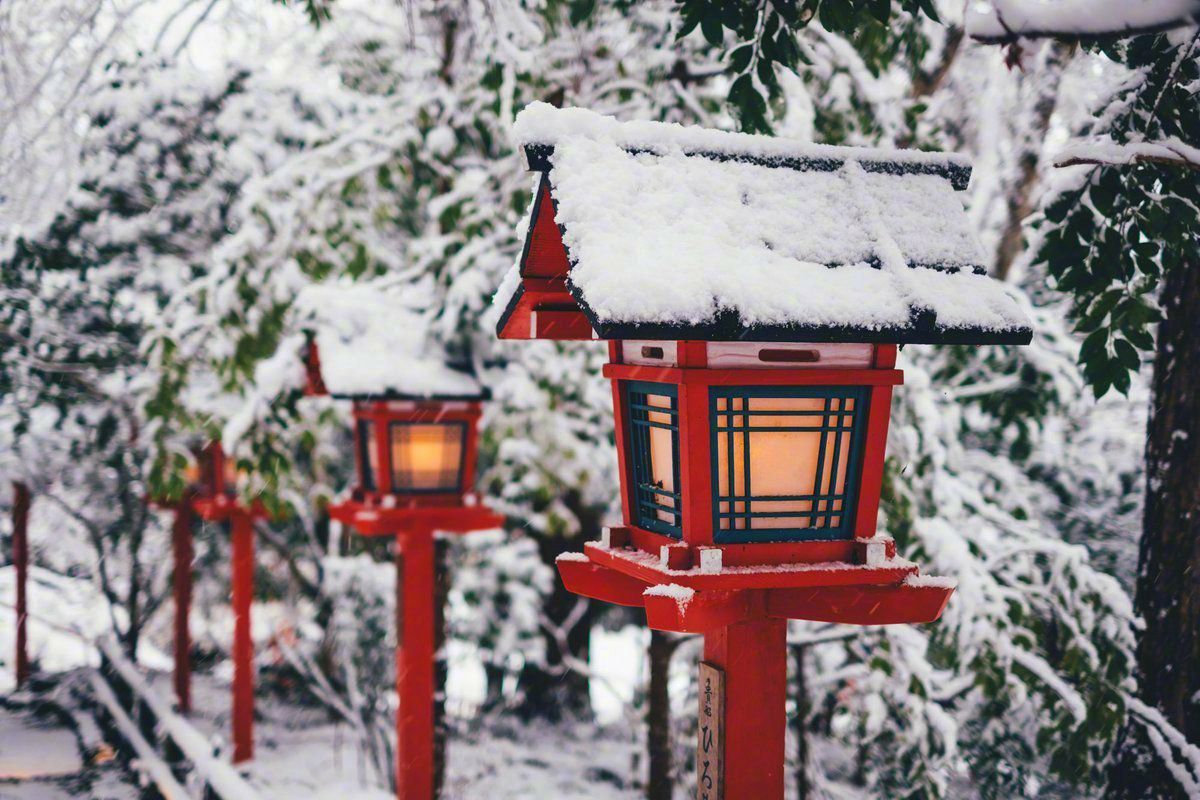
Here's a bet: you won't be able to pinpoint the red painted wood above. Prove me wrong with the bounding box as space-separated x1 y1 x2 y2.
601 363 904 387
608 363 635 528
327 502 503 537
303 339 327 396
678 378 714 546
522 180 570 279
853 385 895 539
230 510 255 764
532 309 594 340
584 541 917 591
172 493 196 713
766 582 953 625
703 616 787 800
13 482 30 688
396 528 436 800
644 589 753 633
556 557 650 607
872 343 898 369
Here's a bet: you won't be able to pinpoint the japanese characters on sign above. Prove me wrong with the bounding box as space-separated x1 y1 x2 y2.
697 662 725 800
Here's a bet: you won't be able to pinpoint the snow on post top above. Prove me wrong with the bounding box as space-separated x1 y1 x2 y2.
295 281 483 400
497 104 1033 346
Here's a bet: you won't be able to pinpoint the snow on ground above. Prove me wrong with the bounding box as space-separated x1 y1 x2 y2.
0 566 171 693
152 673 643 800
0 706 81 779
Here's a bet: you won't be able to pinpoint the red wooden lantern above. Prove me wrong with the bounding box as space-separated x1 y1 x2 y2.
300 284 501 800
183 440 266 764
496 104 1033 799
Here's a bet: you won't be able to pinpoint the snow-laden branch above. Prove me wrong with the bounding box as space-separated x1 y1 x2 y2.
967 0 1200 43
1053 137 1200 170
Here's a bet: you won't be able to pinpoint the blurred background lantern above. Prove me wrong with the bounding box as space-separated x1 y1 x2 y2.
298 282 502 800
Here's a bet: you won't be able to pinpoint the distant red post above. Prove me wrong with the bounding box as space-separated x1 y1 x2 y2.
396 528 436 800
171 491 195 713
12 481 30 688
230 509 255 764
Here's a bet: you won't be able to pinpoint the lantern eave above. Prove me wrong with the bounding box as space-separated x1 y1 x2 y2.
328 498 503 536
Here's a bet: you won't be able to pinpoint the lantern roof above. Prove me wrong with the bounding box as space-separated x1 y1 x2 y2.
495 103 1033 346
296 282 484 400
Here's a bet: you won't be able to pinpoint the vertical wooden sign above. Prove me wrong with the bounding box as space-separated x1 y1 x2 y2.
697 661 725 800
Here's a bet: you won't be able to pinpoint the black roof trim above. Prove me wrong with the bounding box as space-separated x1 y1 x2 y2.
563 275 1030 346
524 143 972 191
494 280 525 338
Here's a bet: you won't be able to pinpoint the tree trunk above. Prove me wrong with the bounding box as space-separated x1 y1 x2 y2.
515 489 603 720
515 526 597 720
793 644 810 800
1105 259 1200 800
646 630 677 800
993 41 1073 281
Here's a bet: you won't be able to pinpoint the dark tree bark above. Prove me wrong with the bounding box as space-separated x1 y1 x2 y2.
1106 259 1200 800
792 644 810 800
647 630 682 800
515 528 597 720
516 491 603 721
994 41 1074 281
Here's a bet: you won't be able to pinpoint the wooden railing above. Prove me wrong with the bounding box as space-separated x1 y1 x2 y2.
87 637 262 800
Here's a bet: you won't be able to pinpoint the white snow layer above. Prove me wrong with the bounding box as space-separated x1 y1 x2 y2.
535 128 1028 334
294 282 481 398
966 0 1200 40
515 102 971 172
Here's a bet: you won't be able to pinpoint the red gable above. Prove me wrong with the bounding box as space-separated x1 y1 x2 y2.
495 175 595 340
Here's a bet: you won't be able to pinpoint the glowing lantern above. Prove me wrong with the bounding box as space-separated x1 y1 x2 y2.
299 282 501 800
495 104 1033 800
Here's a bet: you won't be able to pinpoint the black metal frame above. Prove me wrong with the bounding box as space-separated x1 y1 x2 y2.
624 381 683 538
710 385 870 543
387 420 468 494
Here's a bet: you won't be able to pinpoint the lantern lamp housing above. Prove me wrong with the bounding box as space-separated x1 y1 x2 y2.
295 285 501 536
496 104 1035 629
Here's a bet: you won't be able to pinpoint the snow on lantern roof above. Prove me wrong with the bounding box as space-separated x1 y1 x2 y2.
296 282 484 400
496 104 1033 346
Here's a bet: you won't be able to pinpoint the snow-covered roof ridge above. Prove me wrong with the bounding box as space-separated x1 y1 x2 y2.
514 102 973 190
296 280 484 400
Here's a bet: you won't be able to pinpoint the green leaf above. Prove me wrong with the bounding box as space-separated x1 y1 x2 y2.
569 0 596 25
729 43 754 73
700 13 724 46
1079 328 1108 363
1113 338 1140 371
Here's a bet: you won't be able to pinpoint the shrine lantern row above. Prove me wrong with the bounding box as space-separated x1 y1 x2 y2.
496 102 1034 632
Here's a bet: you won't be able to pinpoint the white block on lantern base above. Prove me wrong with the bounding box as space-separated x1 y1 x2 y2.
600 526 614 548
698 547 723 574
863 539 888 566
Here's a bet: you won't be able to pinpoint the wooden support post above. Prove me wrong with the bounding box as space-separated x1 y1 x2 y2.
172 494 195 713
396 527 436 800
13 482 30 688
701 615 787 800
230 510 255 763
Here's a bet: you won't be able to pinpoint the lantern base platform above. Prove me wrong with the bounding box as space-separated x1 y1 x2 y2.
328 498 503 537
557 541 954 632
192 496 270 523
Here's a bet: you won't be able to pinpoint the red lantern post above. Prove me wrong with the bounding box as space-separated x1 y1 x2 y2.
190 442 269 764
303 322 500 800
148 482 198 714
12 481 30 688
496 104 1035 799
